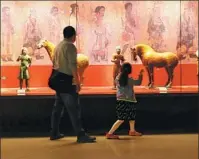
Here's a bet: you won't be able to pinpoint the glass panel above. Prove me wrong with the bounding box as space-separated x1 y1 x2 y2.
0 1 198 95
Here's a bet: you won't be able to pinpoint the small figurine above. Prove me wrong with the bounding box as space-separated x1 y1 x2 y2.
111 46 125 89
17 47 32 91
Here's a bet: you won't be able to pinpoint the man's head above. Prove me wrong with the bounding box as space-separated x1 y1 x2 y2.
63 26 76 43
116 46 121 54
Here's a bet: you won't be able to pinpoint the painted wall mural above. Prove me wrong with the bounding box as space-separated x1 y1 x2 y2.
1 1 198 65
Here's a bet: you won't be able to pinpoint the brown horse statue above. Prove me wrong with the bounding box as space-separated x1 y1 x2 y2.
37 39 89 85
130 44 179 88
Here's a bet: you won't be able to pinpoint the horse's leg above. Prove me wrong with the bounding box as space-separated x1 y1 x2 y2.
146 66 154 88
164 67 170 87
150 66 154 88
146 67 151 87
78 68 84 86
165 67 173 88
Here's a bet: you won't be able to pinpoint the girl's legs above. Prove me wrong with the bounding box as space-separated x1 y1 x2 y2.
108 120 124 134
129 120 142 136
129 120 135 132
106 120 124 139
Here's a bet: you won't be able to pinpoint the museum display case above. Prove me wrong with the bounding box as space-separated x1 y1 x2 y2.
1 1 198 95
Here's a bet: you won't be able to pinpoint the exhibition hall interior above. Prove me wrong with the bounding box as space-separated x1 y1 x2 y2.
0 1 198 159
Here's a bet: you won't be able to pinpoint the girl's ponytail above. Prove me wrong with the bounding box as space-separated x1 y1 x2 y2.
118 63 132 87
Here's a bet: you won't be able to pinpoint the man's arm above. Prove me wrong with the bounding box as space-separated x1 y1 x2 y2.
67 44 80 85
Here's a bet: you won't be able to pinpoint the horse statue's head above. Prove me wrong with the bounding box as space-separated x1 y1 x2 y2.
130 47 138 61
130 44 153 61
37 39 49 49
37 39 55 60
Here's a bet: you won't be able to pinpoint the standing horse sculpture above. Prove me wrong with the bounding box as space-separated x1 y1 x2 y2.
130 44 179 88
37 39 89 85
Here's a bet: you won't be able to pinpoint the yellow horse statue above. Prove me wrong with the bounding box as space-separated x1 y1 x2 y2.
131 44 179 88
37 39 89 85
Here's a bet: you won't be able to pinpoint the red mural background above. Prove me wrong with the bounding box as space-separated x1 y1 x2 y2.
1 1 198 88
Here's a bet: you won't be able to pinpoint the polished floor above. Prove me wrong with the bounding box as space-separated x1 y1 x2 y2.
1 134 198 159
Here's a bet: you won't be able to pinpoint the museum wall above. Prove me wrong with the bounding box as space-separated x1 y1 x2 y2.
1 1 198 88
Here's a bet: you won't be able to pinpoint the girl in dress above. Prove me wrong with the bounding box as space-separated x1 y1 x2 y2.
106 62 144 139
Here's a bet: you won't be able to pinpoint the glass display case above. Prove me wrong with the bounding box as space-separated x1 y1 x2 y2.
1 1 198 95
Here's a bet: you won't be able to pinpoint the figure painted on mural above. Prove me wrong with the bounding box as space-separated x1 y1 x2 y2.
69 3 84 53
147 2 166 52
1 6 15 62
111 46 125 89
176 4 196 61
23 8 43 60
121 2 137 61
48 6 62 45
17 47 32 91
90 6 111 64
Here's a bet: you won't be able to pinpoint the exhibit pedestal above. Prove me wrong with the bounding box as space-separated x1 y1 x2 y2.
17 89 26 96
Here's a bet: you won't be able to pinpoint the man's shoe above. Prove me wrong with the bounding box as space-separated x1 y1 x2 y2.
77 134 96 143
50 134 64 140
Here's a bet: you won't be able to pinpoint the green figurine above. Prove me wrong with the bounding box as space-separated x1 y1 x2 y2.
17 47 32 91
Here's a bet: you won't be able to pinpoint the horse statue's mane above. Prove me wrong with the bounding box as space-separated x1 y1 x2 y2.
37 40 55 61
135 44 159 54
135 44 153 50
133 44 154 60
